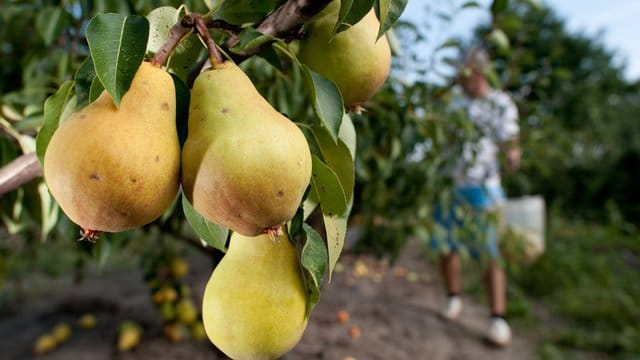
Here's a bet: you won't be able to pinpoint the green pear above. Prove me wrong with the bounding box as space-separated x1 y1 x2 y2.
298 1 391 108
181 61 312 236
43 62 180 233
202 230 308 360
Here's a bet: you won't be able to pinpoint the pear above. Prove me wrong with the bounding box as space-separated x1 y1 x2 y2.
181 61 312 236
202 230 308 360
43 62 180 232
298 1 391 108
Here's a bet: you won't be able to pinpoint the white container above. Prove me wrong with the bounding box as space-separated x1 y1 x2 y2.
499 195 546 263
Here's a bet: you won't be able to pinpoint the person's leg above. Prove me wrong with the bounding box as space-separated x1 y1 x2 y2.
441 251 463 319
483 208 512 346
484 259 506 316
442 251 461 296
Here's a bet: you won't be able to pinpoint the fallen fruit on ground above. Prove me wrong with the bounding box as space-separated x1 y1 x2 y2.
117 321 143 352
191 321 207 341
51 323 71 343
33 334 57 355
170 257 189 278
176 298 198 325
337 310 350 324
78 314 97 329
43 61 180 233
202 229 308 360
181 60 312 236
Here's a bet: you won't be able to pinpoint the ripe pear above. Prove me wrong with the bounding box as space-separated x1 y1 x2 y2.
298 1 391 108
202 230 308 360
181 61 312 236
43 62 180 232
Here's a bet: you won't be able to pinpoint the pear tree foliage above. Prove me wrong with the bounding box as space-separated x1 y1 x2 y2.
31 0 407 317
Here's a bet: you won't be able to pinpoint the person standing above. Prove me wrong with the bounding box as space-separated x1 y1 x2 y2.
434 47 521 347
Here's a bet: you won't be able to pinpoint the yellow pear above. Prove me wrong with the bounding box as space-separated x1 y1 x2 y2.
298 1 391 108
181 61 312 236
202 230 308 360
43 62 180 232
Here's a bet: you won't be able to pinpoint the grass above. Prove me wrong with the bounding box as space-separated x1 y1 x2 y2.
505 216 640 358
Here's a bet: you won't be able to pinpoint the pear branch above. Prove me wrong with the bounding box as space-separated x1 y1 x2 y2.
0 153 41 197
218 0 332 64
254 0 331 39
151 15 196 67
0 0 333 198
205 19 243 35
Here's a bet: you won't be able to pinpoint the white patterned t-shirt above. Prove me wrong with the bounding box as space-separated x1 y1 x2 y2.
454 89 519 187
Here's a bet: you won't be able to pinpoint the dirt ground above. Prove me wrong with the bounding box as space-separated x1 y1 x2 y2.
0 236 539 360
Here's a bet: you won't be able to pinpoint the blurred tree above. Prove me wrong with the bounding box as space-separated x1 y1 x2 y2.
480 1 640 223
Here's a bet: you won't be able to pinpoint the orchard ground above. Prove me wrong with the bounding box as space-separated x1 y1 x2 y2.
0 233 544 360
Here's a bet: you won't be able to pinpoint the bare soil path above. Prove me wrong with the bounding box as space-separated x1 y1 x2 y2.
0 238 538 360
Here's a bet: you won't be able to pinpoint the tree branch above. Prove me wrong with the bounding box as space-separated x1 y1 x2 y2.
222 0 332 64
0 0 333 198
0 153 41 196
256 0 331 38
151 15 195 67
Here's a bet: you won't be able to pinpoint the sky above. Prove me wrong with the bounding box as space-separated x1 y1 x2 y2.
399 0 640 82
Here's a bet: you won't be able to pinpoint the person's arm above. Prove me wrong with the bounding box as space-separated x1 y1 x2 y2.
501 136 521 173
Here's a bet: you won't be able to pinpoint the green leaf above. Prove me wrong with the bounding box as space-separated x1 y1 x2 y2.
146 6 178 55
288 207 305 239
74 56 95 106
523 0 542 9
311 125 355 205
36 81 75 166
311 155 347 217
488 28 510 52
36 182 59 242
214 0 279 25
300 65 344 141
89 77 105 102
335 0 374 33
302 192 319 221
94 0 134 15
166 33 205 83
86 13 149 107
322 211 347 280
230 28 276 53
491 0 509 16
171 74 190 147
300 223 327 316
377 0 408 39
461 1 481 9
310 155 348 278
0 187 25 234
436 38 462 51
182 194 228 252
36 6 70 46
94 234 112 270
145 0 204 80
338 113 357 160
257 46 285 73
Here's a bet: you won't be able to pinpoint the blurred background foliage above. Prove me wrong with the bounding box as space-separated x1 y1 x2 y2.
484 2 640 225
1 0 639 357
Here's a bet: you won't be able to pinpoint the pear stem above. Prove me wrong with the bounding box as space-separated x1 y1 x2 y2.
151 15 196 67
195 16 224 66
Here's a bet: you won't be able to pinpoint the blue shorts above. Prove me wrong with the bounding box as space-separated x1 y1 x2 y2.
430 185 505 259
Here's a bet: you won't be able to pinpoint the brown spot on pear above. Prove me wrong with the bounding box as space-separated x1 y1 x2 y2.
43 62 180 232
202 229 308 359
181 61 312 236
297 2 391 108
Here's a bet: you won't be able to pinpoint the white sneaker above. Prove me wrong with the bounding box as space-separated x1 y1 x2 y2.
486 317 512 346
442 296 463 320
